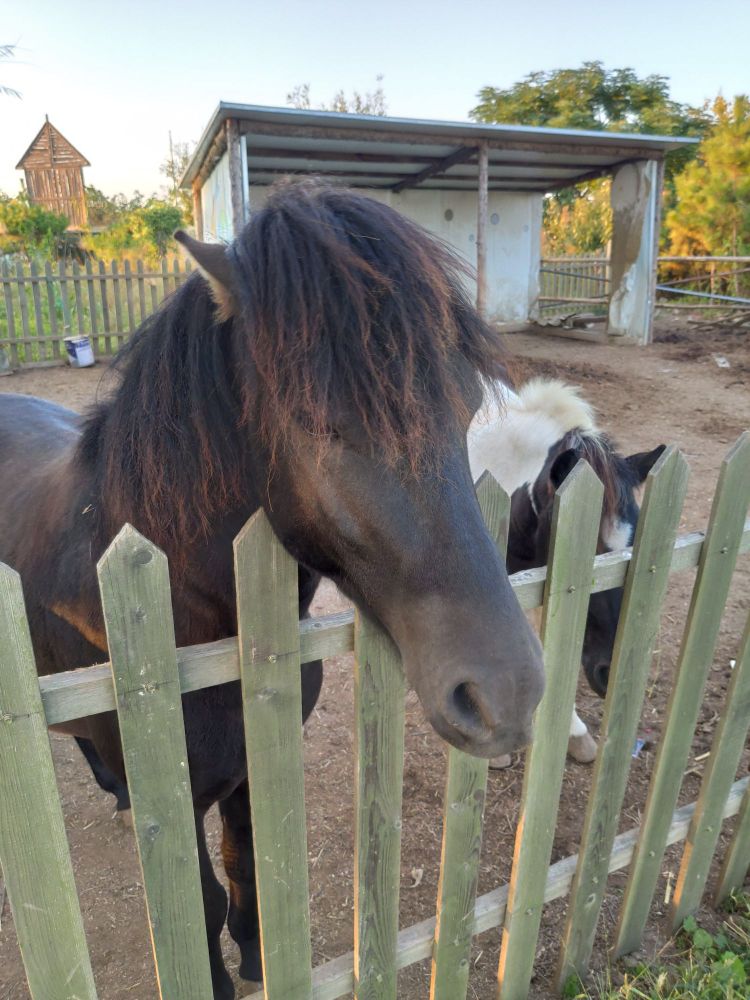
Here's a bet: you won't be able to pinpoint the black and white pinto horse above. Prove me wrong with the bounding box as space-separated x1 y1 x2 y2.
468 377 665 768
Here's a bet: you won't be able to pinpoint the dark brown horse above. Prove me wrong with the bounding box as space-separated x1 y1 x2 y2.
0 181 543 998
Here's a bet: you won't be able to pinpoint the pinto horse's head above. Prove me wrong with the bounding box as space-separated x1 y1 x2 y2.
175 182 544 759
508 431 665 698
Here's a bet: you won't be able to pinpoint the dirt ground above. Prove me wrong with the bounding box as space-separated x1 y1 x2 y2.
0 316 749 999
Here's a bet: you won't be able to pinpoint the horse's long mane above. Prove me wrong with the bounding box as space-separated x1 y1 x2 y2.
230 180 507 463
79 181 507 553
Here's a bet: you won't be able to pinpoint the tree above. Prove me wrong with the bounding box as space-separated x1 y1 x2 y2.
287 76 387 116
82 195 184 263
0 192 69 256
542 179 612 255
159 133 194 222
1 43 21 98
471 61 709 181
666 95 750 261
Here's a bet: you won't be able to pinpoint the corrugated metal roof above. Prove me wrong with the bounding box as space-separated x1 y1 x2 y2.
182 102 697 193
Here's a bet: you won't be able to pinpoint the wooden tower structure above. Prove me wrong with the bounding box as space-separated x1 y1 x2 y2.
16 117 90 228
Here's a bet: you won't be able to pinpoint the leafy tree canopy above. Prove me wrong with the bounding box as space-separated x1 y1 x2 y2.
666 95 750 258
471 61 710 180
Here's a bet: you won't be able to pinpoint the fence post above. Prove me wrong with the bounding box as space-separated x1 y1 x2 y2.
98 526 214 999
430 472 510 1000
556 447 689 990
498 461 603 1000
234 511 313 999
0 564 98 1000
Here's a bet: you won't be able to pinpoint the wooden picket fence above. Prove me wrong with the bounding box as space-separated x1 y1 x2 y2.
1 438 749 999
0 256 192 366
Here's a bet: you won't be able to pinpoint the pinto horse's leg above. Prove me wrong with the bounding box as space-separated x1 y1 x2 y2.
74 737 131 812
195 807 234 1000
220 780 262 983
567 706 598 763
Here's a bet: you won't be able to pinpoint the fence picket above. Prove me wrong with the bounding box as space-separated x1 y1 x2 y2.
136 260 147 323
72 261 86 335
44 261 61 360
234 511 313 999
498 461 603 1000
354 612 406 999
556 447 689 989
123 260 136 333
715 782 750 904
85 259 99 352
58 260 72 338
111 261 124 353
670 610 750 927
14 260 31 354
1 259 19 368
29 261 45 356
430 472 510 1000
97 525 214 1000
615 433 750 955
0 563 98 999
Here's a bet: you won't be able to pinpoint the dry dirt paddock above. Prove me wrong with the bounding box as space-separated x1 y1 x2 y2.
0 318 749 999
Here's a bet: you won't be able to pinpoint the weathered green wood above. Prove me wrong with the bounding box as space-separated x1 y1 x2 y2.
310 778 748 1000
97 526 213 1000
234 511 313 999
715 782 750 904
615 433 750 956
85 259 99 344
353 611 406 999
58 260 72 335
123 259 136 332
136 259 147 323
29 260 44 347
72 261 85 335
2 259 19 367
44 261 61 360
111 260 124 351
34 520 750 731
15 259 30 344
430 472 510 1000
556 447 689 989
670 609 750 927
0 563 98 1000
498 461 603 1000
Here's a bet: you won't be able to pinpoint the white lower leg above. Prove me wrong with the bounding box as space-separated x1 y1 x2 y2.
567 707 597 763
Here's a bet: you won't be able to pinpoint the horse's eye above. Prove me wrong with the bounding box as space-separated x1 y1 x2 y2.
296 413 340 439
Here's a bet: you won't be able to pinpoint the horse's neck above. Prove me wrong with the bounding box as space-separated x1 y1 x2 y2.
468 386 568 493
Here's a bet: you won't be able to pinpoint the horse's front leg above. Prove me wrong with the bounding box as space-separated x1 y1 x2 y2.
567 706 598 762
219 780 262 983
195 806 234 1000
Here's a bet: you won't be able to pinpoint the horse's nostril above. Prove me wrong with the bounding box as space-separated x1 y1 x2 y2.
450 681 491 734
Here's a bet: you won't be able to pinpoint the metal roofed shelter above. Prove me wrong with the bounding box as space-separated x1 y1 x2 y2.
181 104 695 345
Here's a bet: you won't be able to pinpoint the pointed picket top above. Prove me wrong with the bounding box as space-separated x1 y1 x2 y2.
475 469 511 554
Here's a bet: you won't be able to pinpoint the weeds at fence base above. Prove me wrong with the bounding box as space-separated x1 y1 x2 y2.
561 893 750 999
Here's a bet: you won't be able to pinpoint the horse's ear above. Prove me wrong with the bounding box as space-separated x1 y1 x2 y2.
625 444 666 484
174 230 236 321
549 447 579 490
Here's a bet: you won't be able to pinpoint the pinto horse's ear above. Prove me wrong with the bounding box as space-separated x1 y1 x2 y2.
174 230 237 321
625 444 666 484
549 447 580 490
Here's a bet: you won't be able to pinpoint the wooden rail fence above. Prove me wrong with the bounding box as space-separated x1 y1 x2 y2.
0 257 192 367
0 437 749 999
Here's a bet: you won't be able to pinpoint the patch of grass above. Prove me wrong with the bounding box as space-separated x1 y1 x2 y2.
564 893 750 999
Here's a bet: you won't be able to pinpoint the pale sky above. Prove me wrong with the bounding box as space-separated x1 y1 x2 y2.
2 0 749 197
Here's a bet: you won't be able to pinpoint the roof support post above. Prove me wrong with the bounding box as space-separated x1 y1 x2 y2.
607 160 661 344
226 118 247 236
476 142 489 317
192 182 203 240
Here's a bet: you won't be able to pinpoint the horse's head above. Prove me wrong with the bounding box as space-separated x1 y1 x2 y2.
176 182 544 759
509 431 665 697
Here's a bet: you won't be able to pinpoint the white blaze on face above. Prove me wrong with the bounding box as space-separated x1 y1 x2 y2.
603 517 633 553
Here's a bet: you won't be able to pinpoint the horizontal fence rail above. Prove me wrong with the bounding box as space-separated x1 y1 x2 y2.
0 256 192 366
539 255 750 315
1 439 749 1000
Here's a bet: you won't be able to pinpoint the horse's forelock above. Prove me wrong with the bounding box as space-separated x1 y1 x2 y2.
229 180 508 471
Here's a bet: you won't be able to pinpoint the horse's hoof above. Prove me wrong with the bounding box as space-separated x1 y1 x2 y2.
115 807 133 829
488 753 512 770
238 938 263 982
567 731 598 763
